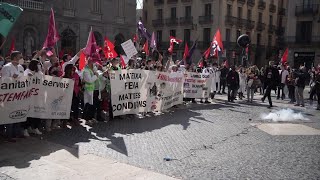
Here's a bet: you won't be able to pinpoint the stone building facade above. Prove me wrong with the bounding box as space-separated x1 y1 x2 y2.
0 0 136 56
143 0 288 67
285 0 320 69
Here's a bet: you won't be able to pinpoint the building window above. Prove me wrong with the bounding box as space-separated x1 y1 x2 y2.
170 30 176 37
205 4 212 16
269 15 273 25
203 28 211 44
296 21 312 43
258 12 262 22
238 7 242 18
64 0 74 9
171 7 176 18
257 33 261 45
156 30 162 44
226 29 231 42
185 6 191 17
92 0 101 13
236 30 241 41
227 4 232 16
268 35 272 47
157 9 163 19
247 9 252 20
184 29 191 43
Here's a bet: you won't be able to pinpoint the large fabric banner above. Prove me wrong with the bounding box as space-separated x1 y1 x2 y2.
183 72 212 98
109 70 184 116
0 74 74 125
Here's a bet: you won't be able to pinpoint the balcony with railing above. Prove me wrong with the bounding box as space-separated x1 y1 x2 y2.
16 0 44 11
198 41 211 49
167 0 178 4
244 19 255 29
63 9 75 17
268 25 276 33
295 4 319 16
247 0 255 7
237 0 246 4
258 0 266 10
165 17 179 26
286 36 320 46
269 3 276 13
256 22 266 31
199 15 213 25
154 0 164 6
278 7 286 15
180 16 193 25
275 27 285 36
181 0 192 3
152 19 164 27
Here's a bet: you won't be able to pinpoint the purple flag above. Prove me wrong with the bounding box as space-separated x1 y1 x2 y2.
186 40 198 65
137 20 151 41
150 32 157 52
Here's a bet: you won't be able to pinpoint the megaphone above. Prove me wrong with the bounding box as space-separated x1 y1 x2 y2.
237 34 251 48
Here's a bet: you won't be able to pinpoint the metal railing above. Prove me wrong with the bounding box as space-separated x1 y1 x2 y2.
269 4 276 13
63 9 75 17
181 0 192 3
152 19 164 27
256 22 266 31
180 16 193 25
278 7 286 15
237 0 246 4
18 0 44 10
258 0 266 10
165 18 179 26
268 25 276 33
286 36 320 44
167 0 178 4
247 0 255 7
295 4 319 16
199 15 213 24
154 0 164 6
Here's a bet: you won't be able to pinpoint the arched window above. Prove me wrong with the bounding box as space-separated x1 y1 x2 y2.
61 28 77 55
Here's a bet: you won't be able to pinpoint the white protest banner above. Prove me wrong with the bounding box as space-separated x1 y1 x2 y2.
0 74 74 125
28 74 74 119
121 39 138 58
109 69 153 116
152 71 184 111
183 72 212 98
0 76 33 124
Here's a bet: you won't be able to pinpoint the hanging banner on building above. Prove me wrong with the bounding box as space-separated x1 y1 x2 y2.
0 74 74 125
109 70 184 116
183 72 212 98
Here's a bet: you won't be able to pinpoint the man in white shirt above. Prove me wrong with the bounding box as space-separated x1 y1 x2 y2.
0 51 25 142
61 49 82 74
277 65 289 100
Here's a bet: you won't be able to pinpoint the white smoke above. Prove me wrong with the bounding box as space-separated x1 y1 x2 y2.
261 109 309 121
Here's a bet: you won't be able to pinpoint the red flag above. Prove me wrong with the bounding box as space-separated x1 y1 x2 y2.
198 59 203 68
103 38 118 59
84 27 98 57
133 34 138 43
168 36 182 53
281 48 288 64
7 38 15 56
203 47 210 59
120 55 126 69
43 8 60 48
210 29 224 57
59 49 64 59
183 43 189 60
79 52 86 70
143 40 149 56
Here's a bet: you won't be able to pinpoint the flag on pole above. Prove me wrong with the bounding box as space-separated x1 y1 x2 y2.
120 55 126 69
83 27 98 57
150 32 157 52
103 38 118 59
203 46 211 60
143 40 149 56
0 3 23 49
186 40 198 65
79 52 86 70
281 48 288 65
43 8 60 48
7 38 15 56
168 36 182 54
137 20 151 41
210 29 224 57
183 43 189 60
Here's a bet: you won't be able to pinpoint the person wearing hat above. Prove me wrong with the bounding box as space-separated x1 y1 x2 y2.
82 56 99 121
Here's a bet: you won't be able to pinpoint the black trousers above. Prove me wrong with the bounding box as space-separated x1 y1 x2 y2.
288 85 295 102
228 87 237 101
220 78 226 92
262 86 272 106
277 83 285 99
93 90 102 121
71 93 80 120
22 118 41 130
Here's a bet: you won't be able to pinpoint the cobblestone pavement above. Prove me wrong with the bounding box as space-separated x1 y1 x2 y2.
17 93 320 179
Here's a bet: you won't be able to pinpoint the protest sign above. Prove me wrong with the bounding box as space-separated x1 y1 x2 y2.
109 70 184 116
183 72 212 98
0 74 74 125
121 39 138 58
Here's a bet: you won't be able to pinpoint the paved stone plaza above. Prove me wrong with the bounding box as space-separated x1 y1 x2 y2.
1 93 320 180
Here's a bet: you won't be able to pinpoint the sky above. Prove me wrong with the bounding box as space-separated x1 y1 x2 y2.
136 0 143 9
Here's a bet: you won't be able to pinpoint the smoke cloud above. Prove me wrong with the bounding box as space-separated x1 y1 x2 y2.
261 109 309 121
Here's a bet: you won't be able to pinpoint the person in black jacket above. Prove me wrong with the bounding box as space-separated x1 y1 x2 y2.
261 61 280 108
226 66 239 102
219 65 229 94
294 66 308 107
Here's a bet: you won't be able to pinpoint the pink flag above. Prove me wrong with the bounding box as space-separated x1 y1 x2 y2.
281 48 288 65
43 8 60 48
84 27 98 57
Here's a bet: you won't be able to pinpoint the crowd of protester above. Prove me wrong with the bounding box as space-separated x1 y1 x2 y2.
0 48 320 143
